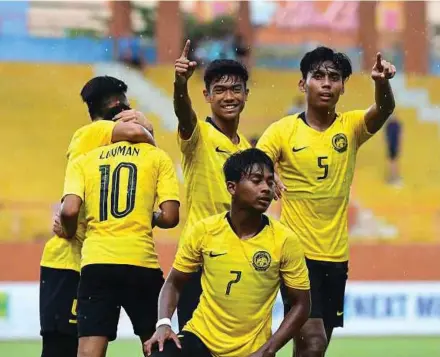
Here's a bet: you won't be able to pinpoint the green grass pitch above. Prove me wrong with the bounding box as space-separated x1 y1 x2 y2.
1 337 439 357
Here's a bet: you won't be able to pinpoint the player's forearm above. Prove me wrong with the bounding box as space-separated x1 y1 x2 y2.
375 79 395 116
173 81 197 136
368 79 395 133
158 279 181 319
60 212 78 239
152 210 179 229
261 294 310 355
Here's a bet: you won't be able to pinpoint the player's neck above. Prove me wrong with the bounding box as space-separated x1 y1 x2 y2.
228 207 263 240
211 115 240 143
305 106 337 131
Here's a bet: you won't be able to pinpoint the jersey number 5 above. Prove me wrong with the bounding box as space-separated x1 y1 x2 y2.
225 270 242 295
317 156 329 180
99 162 138 221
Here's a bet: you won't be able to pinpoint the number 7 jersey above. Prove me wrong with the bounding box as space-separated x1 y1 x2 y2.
257 111 373 262
63 142 179 269
173 213 309 357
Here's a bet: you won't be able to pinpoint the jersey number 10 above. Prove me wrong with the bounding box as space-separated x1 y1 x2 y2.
99 163 138 221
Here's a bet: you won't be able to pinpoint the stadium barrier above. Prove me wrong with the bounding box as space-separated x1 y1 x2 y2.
0 282 439 340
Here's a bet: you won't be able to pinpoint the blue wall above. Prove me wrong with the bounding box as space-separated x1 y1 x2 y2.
0 37 157 64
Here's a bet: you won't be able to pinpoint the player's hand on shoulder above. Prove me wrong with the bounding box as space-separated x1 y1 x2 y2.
274 173 286 200
175 39 197 84
52 211 67 238
113 109 154 136
371 52 396 82
143 325 181 356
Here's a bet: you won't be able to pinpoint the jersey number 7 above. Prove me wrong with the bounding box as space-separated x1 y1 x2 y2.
225 270 242 295
99 162 138 221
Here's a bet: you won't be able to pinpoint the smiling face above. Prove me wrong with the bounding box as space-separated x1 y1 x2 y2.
203 75 249 121
299 60 345 111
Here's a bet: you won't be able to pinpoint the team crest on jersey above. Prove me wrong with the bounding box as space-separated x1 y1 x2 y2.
252 251 271 272
332 133 348 153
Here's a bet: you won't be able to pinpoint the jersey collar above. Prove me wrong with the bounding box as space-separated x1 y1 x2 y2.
225 212 269 238
206 117 241 144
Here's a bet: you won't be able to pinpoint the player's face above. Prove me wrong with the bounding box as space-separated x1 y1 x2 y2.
301 61 344 109
229 165 275 213
204 76 248 121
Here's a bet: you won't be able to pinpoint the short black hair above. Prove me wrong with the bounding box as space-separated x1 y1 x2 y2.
204 59 249 90
223 148 274 182
300 46 352 81
80 76 128 119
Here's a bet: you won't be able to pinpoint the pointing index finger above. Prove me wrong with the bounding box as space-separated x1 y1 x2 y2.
376 52 383 69
181 39 191 59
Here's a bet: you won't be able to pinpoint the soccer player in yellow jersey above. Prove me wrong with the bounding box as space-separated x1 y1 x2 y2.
257 47 396 356
60 136 180 357
144 148 310 357
39 76 154 357
174 40 251 330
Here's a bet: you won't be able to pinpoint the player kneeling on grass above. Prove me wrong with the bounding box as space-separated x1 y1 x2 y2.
144 148 311 357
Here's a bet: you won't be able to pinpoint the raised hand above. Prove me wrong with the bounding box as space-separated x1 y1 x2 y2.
175 39 197 84
371 52 396 82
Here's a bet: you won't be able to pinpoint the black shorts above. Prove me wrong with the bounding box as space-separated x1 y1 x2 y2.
39 266 80 337
150 331 211 357
177 269 202 331
282 258 348 328
41 332 78 357
77 264 164 341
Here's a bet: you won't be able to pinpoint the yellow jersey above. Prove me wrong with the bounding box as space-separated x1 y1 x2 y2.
257 111 372 262
63 142 179 269
173 213 310 357
40 120 116 272
178 118 250 239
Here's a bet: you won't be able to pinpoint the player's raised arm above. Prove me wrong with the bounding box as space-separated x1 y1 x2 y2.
174 39 198 140
365 52 396 134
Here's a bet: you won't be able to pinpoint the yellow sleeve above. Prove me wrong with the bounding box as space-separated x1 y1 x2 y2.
173 222 204 273
256 121 282 163
156 151 180 205
347 110 373 148
67 121 115 160
177 120 201 155
63 157 85 201
280 234 310 290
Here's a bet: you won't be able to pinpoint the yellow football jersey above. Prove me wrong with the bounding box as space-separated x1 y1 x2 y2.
178 118 251 240
173 213 310 357
257 111 372 262
63 142 179 269
40 120 116 272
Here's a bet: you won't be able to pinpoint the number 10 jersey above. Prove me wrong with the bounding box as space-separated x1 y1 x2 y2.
63 142 179 269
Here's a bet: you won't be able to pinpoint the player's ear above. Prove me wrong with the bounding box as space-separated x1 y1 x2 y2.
203 88 211 103
244 88 249 101
226 181 236 196
340 82 345 95
298 79 306 93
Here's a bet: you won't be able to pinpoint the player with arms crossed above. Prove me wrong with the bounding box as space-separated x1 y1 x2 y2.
174 40 252 330
144 148 311 357
39 76 155 357
257 47 396 356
